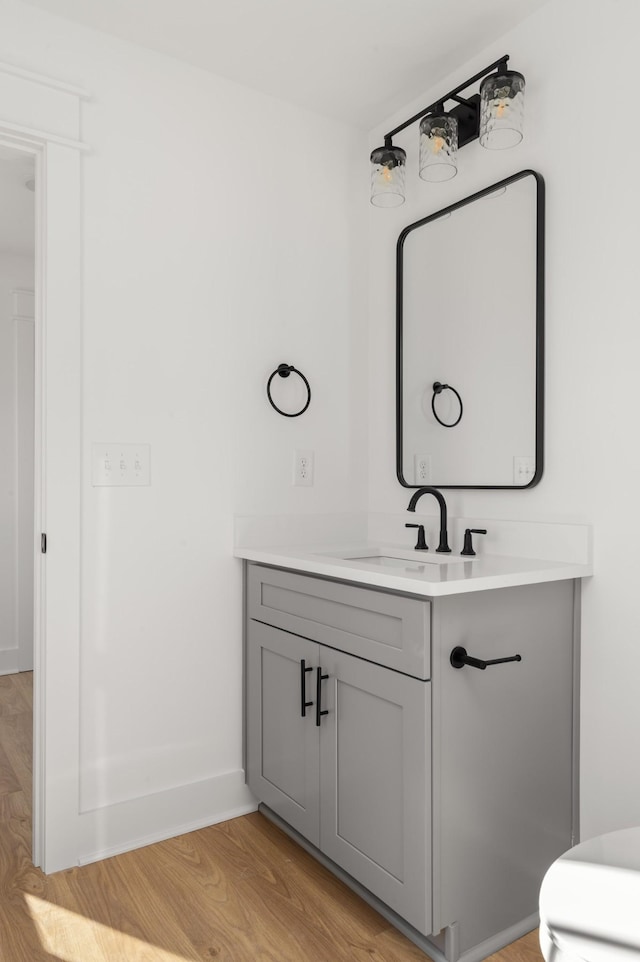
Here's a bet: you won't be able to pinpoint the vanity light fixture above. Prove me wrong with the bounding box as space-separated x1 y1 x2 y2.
370 54 525 206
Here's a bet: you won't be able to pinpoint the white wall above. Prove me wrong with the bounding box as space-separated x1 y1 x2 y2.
8 0 633 864
0 0 367 849
368 0 640 840
0 255 34 673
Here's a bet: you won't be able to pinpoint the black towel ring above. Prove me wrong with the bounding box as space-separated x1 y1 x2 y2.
432 381 463 428
267 363 311 418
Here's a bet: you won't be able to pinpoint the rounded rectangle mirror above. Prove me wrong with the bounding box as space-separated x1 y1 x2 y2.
397 169 544 489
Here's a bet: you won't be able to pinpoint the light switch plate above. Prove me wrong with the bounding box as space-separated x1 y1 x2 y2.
92 443 151 486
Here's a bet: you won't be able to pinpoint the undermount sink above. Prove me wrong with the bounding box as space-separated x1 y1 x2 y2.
346 555 441 570
319 547 462 568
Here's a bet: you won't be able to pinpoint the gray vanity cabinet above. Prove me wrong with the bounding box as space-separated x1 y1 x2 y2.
245 562 578 962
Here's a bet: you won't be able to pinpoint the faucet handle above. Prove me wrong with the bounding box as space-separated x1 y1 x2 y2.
405 523 428 551
461 528 487 556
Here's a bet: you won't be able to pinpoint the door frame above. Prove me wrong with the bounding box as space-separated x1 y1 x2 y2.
0 61 88 872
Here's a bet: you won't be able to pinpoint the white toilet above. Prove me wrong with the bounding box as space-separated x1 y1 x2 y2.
539 826 640 961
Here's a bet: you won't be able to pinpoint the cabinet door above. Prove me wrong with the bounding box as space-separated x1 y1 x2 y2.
246 621 320 845
319 648 431 935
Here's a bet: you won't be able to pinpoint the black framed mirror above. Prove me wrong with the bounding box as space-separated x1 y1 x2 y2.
396 169 544 489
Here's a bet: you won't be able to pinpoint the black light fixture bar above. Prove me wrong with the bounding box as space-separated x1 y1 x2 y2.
383 54 510 143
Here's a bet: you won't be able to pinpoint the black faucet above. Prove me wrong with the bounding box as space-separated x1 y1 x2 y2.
406 487 451 553
405 523 428 550
461 528 487 556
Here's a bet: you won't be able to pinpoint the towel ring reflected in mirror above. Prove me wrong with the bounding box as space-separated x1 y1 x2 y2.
431 382 463 427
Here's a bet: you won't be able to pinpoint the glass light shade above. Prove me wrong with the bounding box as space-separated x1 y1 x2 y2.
370 144 406 207
479 70 525 149
419 113 458 182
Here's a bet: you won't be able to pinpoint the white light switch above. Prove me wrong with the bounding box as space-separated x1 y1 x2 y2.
92 443 151 486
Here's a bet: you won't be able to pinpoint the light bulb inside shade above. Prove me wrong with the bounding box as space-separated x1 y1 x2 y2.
419 114 457 182
491 84 512 119
479 70 525 149
370 142 406 207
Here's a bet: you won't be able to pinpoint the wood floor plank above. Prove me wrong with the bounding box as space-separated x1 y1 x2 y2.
0 740 22 796
0 900 57 962
0 671 544 962
56 853 203 961
11 673 33 712
0 675 31 717
0 712 32 799
116 824 296 961
0 790 30 823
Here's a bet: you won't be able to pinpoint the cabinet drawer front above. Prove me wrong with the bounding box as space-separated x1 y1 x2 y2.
248 564 430 679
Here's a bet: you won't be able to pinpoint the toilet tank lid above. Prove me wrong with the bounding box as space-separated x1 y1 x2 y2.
539 826 640 961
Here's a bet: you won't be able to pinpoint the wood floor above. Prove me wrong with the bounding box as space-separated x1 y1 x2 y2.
0 672 543 962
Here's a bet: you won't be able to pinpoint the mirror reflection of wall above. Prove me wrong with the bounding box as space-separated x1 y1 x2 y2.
398 170 543 488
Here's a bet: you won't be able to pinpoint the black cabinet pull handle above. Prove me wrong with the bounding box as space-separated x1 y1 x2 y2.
300 659 313 717
450 646 522 670
316 667 329 726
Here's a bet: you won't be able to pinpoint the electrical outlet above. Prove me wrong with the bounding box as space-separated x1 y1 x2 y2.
513 456 535 485
92 443 151 486
414 454 432 485
293 450 314 487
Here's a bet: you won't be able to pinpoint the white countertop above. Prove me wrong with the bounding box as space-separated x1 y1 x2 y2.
234 543 593 597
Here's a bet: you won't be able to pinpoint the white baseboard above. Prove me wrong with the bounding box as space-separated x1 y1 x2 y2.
0 650 19 675
77 769 257 867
